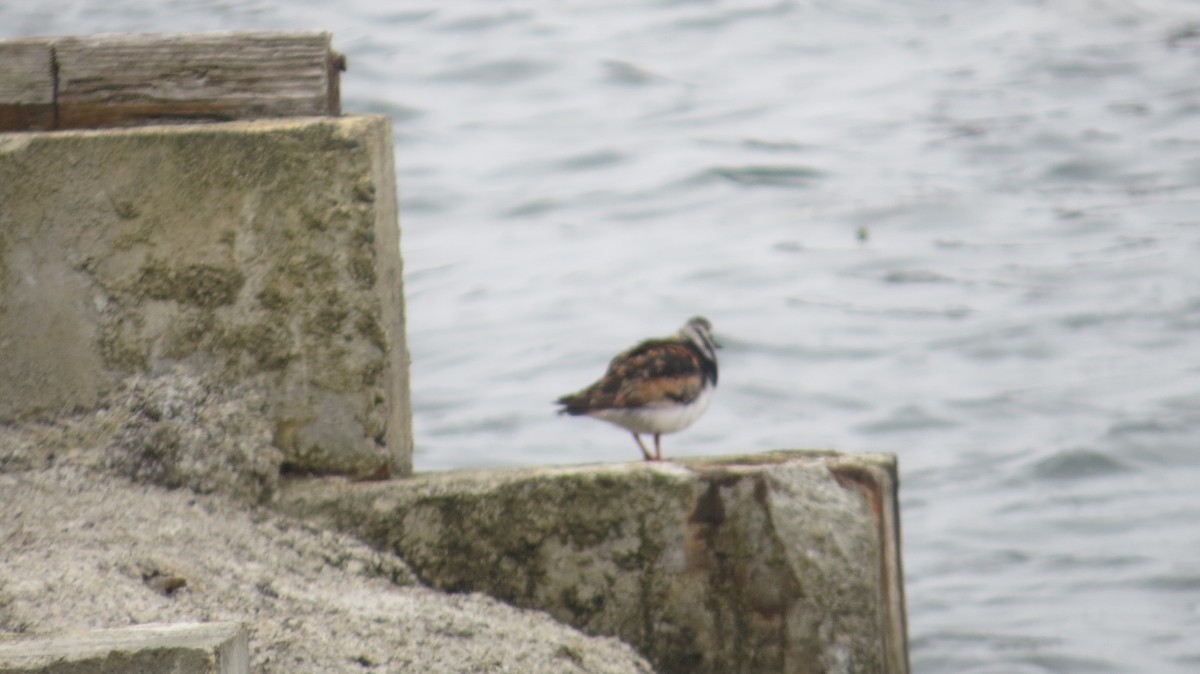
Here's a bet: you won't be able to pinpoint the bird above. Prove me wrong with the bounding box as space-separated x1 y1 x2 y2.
556 316 719 461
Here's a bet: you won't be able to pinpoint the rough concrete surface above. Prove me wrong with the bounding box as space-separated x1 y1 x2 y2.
0 622 249 674
0 466 654 674
0 366 283 501
276 451 909 674
0 115 412 482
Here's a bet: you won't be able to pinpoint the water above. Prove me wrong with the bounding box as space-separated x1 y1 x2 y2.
5 1 1200 671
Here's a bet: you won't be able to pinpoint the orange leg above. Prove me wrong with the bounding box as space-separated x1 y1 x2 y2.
653 433 663 461
632 433 653 461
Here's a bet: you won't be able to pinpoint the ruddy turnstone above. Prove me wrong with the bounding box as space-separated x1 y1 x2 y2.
556 316 719 461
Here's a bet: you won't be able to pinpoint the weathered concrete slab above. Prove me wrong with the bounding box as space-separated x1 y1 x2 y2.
0 116 412 489
0 622 249 674
0 466 654 674
275 450 910 674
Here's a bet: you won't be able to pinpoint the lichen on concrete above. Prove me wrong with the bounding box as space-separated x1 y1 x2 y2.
0 116 412 480
275 451 909 674
0 465 654 674
137 260 246 309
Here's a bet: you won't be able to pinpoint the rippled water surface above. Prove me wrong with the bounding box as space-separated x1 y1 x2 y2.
5 1 1200 671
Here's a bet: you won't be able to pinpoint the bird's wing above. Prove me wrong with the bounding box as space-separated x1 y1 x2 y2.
560 340 705 411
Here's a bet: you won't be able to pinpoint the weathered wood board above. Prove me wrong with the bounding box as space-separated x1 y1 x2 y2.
0 31 343 131
0 41 55 130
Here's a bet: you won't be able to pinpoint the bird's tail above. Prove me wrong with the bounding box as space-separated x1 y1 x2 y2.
555 394 587 416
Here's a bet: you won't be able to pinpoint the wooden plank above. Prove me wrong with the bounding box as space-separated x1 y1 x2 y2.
0 31 343 131
56 32 339 128
0 40 56 131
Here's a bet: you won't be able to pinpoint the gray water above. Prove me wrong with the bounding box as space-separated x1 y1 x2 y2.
5 1 1200 671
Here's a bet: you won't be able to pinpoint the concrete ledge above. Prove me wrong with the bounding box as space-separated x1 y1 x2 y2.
0 467 655 673
0 622 248 674
275 450 910 674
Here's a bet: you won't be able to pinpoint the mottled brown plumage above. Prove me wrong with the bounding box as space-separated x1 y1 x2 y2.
558 341 707 411
557 317 719 461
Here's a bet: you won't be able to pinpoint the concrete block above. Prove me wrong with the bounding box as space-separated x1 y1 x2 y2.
0 622 249 674
0 116 412 484
0 467 654 674
276 450 910 674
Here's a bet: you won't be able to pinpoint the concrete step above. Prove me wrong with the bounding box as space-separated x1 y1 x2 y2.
0 622 248 674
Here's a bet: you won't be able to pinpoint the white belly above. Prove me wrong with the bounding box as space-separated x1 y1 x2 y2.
589 385 713 435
